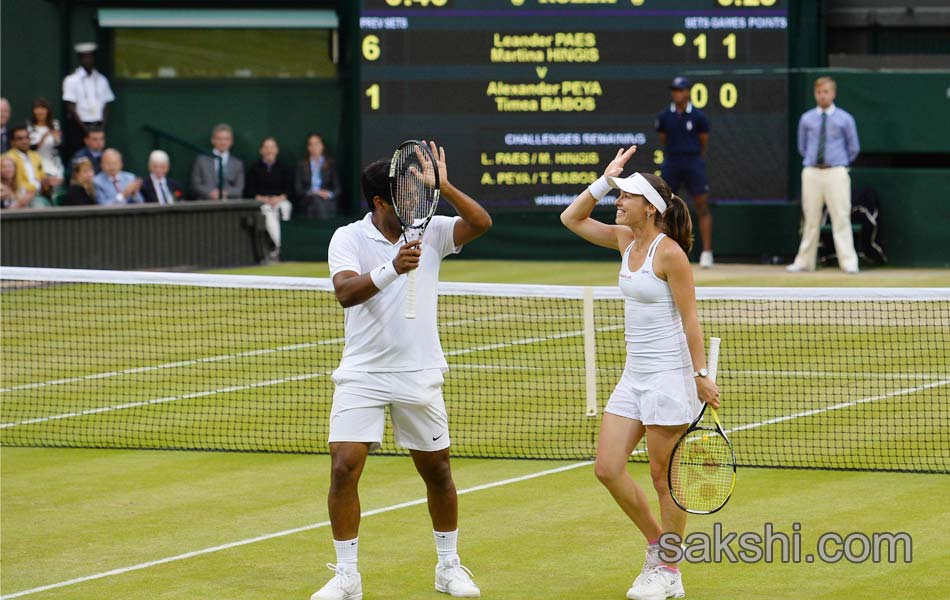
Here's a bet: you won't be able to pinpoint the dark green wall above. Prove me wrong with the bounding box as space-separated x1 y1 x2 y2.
109 79 343 194
0 0 64 126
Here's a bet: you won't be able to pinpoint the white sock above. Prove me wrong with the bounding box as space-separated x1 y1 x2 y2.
333 537 359 572
434 529 459 564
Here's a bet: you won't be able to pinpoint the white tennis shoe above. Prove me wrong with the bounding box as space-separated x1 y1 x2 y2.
627 566 685 600
311 563 362 600
700 251 714 268
628 544 662 594
435 557 481 597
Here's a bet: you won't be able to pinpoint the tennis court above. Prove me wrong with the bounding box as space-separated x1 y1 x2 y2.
2 262 948 599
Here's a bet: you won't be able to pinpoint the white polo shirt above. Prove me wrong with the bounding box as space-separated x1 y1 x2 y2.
328 213 461 373
62 68 115 122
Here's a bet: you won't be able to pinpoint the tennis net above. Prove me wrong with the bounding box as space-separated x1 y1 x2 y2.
1 267 947 473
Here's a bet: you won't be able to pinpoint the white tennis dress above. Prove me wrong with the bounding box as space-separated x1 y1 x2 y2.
605 233 701 425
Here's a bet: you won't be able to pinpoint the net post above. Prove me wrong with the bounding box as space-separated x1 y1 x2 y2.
583 286 598 417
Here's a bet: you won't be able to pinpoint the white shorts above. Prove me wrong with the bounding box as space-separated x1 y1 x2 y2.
604 365 701 426
329 369 450 452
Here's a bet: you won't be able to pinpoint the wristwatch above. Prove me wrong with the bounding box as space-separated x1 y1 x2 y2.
693 367 709 378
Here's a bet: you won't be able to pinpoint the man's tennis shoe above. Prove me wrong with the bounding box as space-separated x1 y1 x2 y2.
628 544 662 594
311 563 362 600
699 251 714 268
435 557 481 597
627 566 685 600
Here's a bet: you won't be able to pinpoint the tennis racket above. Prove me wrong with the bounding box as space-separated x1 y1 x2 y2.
389 140 441 319
668 337 737 514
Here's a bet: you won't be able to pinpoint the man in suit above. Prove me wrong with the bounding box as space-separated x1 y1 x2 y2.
191 123 244 200
69 126 106 174
93 148 143 204
141 150 183 204
294 133 341 219
0 97 11 153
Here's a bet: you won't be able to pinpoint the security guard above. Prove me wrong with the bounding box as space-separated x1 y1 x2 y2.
656 76 713 268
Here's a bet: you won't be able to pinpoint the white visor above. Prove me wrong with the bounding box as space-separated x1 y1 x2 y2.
606 172 667 214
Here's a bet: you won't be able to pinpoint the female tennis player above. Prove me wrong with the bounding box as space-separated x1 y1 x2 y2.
560 146 720 600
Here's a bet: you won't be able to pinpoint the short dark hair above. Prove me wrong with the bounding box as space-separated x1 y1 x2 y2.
10 124 28 138
361 159 390 208
84 125 103 138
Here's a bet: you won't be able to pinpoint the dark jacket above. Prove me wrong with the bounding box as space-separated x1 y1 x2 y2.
244 159 292 199
294 156 341 218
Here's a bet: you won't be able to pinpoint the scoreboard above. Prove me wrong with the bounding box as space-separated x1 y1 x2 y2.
359 0 788 210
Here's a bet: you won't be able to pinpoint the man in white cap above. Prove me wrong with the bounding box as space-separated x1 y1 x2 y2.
62 42 115 159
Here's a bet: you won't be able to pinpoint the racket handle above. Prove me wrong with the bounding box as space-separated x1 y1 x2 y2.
707 337 721 383
404 268 417 319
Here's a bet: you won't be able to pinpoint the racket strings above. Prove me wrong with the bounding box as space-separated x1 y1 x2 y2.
670 430 735 512
392 145 437 228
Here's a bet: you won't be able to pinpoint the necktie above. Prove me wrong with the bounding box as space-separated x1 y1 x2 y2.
158 179 168 204
817 112 827 165
112 177 120 193
216 157 224 190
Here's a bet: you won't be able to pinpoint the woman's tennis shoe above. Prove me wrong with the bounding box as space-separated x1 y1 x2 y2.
627 566 685 600
435 557 481 597
629 544 662 592
311 563 362 600
699 251 714 268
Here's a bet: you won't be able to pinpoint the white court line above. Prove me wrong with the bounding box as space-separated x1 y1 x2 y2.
0 461 594 599
0 339 344 394
2 377 947 598
1 324 622 429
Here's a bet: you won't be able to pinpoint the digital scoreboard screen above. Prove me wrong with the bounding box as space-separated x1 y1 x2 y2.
359 0 788 210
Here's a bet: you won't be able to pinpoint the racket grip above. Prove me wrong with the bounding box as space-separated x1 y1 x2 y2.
707 337 721 382
404 269 417 319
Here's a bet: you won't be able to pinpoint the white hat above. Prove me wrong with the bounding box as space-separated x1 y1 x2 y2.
606 172 667 214
74 42 97 54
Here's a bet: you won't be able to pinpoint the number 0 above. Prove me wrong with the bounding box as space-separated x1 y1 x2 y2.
691 83 708 108
719 83 738 108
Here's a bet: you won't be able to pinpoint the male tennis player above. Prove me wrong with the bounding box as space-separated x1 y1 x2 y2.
312 141 491 600
560 146 720 600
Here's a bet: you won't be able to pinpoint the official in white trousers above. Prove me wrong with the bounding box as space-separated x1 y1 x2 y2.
788 76 861 274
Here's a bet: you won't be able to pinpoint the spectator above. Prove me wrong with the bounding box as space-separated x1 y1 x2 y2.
70 126 106 174
141 150 183 204
245 136 293 258
294 132 341 219
4 124 56 206
787 76 860 274
28 97 65 180
191 123 244 200
62 42 115 159
1 155 35 209
656 76 714 268
93 148 143 205
0 97 10 153
62 157 96 206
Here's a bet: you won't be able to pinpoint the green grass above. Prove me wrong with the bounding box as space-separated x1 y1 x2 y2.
2 450 949 599
2 262 948 598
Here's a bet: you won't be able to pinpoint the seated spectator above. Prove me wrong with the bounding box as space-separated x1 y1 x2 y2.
3 124 56 206
0 97 10 153
245 136 292 259
93 148 143 204
141 150 183 204
191 123 244 199
70 126 105 174
294 132 341 219
62 157 97 206
28 97 65 180
1 155 36 209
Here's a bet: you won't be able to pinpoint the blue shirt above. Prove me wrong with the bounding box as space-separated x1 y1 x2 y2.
310 157 324 193
655 103 709 157
797 105 860 167
94 170 144 205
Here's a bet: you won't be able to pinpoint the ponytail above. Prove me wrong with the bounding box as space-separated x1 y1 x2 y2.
639 172 694 256
662 194 694 255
